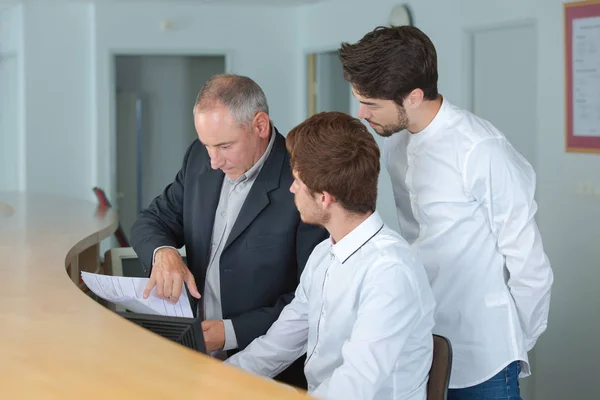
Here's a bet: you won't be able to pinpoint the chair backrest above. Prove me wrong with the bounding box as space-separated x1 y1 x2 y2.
92 187 130 247
427 334 453 400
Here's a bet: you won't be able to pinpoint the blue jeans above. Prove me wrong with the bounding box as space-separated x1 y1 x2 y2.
448 361 522 400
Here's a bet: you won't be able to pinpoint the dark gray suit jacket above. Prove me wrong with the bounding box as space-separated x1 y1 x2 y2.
131 128 327 387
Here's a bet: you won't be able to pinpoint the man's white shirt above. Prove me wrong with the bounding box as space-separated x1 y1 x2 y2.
226 211 436 400
382 97 554 388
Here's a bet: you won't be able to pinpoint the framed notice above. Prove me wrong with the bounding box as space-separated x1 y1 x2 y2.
565 1 600 153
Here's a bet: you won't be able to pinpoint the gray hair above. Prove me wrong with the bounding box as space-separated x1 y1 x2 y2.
194 74 269 127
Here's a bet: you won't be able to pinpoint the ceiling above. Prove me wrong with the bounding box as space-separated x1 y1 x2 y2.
156 0 324 4
0 0 325 5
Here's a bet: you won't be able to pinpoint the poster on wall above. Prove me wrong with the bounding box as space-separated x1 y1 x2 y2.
565 0 600 153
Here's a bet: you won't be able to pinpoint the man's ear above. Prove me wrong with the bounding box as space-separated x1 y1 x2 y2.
405 88 424 109
321 191 336 209
253 112 271 139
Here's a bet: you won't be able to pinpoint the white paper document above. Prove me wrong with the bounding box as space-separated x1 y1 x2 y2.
572 16 600 137
81 271 194 318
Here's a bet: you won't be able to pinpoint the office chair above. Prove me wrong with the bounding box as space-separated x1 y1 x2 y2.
427 334 453 400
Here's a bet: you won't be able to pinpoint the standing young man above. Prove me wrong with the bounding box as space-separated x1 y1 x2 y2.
226 112 436 400
339 26 553 399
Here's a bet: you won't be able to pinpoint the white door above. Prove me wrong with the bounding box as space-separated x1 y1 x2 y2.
471 22 537 399
472 23 537 169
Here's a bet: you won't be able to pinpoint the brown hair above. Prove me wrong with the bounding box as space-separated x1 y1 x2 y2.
339 25 438 105
286 112 380 214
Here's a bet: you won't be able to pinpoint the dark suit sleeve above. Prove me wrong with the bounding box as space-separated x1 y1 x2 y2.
231 222 327 350
130 142 196 272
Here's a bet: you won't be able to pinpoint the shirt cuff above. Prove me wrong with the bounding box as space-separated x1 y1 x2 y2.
223 319 238 351
152 246 178 266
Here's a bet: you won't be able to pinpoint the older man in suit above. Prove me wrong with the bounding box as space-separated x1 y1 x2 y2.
130 74 327 388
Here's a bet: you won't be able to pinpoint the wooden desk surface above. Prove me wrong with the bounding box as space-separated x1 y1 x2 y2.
0 192 310 399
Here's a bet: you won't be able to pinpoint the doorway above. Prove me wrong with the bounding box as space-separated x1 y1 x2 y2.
114 55 226 239
306 50 351 117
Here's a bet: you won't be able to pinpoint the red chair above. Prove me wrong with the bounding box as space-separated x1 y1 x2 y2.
93 187 130 247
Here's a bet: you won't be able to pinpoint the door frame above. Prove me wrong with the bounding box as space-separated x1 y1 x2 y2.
303 46 347 118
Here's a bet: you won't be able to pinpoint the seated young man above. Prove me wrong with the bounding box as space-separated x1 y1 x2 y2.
225 112 436 400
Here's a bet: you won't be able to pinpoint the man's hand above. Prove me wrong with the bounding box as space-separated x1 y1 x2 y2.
202 320 226 353
143 247 201 303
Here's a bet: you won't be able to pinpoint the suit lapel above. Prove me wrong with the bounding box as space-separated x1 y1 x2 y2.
196 167 224 267
224 129 286 251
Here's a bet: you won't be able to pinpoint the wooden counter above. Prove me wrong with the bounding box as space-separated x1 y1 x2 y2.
0 192 310 399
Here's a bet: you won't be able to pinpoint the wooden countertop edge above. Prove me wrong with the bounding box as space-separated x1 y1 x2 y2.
64 210 119 270
0 192 312 399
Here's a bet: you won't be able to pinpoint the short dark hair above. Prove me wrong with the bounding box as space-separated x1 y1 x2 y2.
286 112 380 214
339 25 438 105
194 74 269 127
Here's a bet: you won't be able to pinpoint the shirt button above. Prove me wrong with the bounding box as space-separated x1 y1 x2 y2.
220 210 225 217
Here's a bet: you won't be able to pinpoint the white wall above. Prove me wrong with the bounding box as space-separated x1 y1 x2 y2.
0 4 19 53
531 3 600 399
10 0 300 255
0 55 19 190
21 2 93 198
301 1 600 399
0 5 23 191
7 1 300 202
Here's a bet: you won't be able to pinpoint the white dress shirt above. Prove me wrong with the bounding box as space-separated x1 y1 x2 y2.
382 97 554 388
226 212 436 400
202 127 274 357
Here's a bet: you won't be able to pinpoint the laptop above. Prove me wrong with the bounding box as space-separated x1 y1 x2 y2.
116 291 207 354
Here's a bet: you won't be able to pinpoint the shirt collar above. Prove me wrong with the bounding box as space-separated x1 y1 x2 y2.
227 123 276 184
408 96 450 148
331 211 385 264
